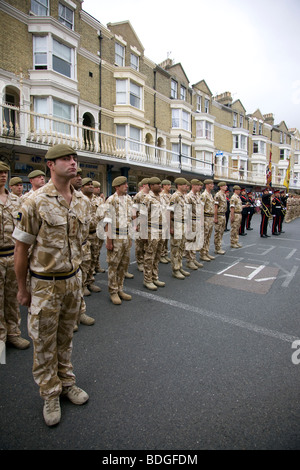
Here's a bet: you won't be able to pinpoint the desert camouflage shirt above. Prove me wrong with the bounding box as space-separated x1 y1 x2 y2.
103 192 133 239
0 189 21 248
140 190 163 236
200 189 214 216
214 190 227 215
230 193 243 213
13 181 90 274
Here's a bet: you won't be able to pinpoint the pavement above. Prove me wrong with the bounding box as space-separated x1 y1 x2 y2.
1 214 300 450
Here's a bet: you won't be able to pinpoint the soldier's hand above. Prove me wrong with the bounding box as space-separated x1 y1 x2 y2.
106 239 114 251
17 289 31 307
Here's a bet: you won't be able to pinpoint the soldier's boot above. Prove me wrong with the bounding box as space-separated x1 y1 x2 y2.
153 279 165 287
165 256 171 262
180 268 190 276
137 264 144 272
88 284 101 293
63 385 89 405
194 260 204 268
186 261 198 270
125 272 134 279
231 244 240 249
215 249 226 255
200 254 211 261
118 291 132 301
96 266 106 273
7 336 30 350
83 286 91 296
143 281 157 291
207 254 215 260
43 397 61 427
172 270 185 280
160 257 169 264
80 313 95 325
110 293 122 305
236 243 242 248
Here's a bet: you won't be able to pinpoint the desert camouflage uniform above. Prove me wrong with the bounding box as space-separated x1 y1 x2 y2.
13 181 90 399
184 190 204 262
81 194 102 289
93 196 105 272
168 190 186 272
104 193 133 295
160 190 171 258
140 190 164 283
132 190 148 267
214 190 227 251
199 190 215 257
230 193 242 245
0 190 22 343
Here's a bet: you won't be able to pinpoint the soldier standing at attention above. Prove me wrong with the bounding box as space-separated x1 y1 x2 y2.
239 188 248 236
141 177 165 290
80 178 102 295
92 181 106 274
199 179 215 262
0 162 30 350
104 176 133 305
159 179 172 264
132 178 149 272
21 170 45 202
271 189 282 236
168 178 190 280
230 185 243 248
246 191 255 230
185 179 204 270
225 189 230 231
214 182 228 255
13 144 90 427
260 188 272 238
9 177 24 198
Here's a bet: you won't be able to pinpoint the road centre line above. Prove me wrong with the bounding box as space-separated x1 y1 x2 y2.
97 280 299 344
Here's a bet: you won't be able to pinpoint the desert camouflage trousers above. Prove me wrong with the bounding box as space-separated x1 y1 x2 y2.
170 233 186 271
144 236 164 283
28 271 82 399
200 217 214 256
214 215 226 250
135 237 147 266
95 239 104 271
161 238 169 258
107 239 130 294
230 214 242 245
0 255 21 342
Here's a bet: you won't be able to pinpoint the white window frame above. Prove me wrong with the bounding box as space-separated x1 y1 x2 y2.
116 124 142 152
196 120 213 140
34 96 74 136
196 95 201 112
31 0 49 16
171 80 177 99
130 53 139 71
204 98 209 113
33 35 74 79
180 86 186 101
58 2 74 30
115 43 125 67
172 109 190 131
116 79 142 110
233 112 237 128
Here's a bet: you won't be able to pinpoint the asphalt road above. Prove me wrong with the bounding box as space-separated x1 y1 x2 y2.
1 213 300 451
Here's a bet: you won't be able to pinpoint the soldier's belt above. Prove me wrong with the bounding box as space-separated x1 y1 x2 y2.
204 213 214 217
148 224 163 229
235 212 241 214
89 230 97 234
0 246 14 257
217 213 226 215
30 267 80 281
113 227 128 235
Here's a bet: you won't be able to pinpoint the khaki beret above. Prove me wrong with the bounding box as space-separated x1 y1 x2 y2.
140 178 150 185
174 177 189 185
9 177 23 186
76 167 82 174
204 179 214 184
92 181 101 188
112 176 127 187
45 144 77 161
218 181 227 187
161 179 171 185
233 185 241 190
190 179 201 185
28 170 45 179
0 162 10 171
148 177 161 184
81 177 93 186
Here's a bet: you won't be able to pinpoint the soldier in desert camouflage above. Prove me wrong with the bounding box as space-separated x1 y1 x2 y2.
13 144 90 427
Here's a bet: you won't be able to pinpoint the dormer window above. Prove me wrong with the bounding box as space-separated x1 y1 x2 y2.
59 3 74 30
115 43 125 66
171 80 177 99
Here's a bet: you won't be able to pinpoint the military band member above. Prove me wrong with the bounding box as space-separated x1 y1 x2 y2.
260 188 271 238
13 144 90 427
104 176 133 305
199 179 215 261
9 177 24 198
168 178 190 279
214 181 227 255
185 179 204 269
246 191 255 230
279 190 287 232
271 189 282 235
0 162 30 350
141 177 165 290
159 179 172 264
230 185 243 248
239 188 248 236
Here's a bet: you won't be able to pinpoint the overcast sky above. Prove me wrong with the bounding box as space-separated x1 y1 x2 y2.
82 0 300 131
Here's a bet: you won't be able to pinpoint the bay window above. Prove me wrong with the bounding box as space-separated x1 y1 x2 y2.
33 35 74 79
